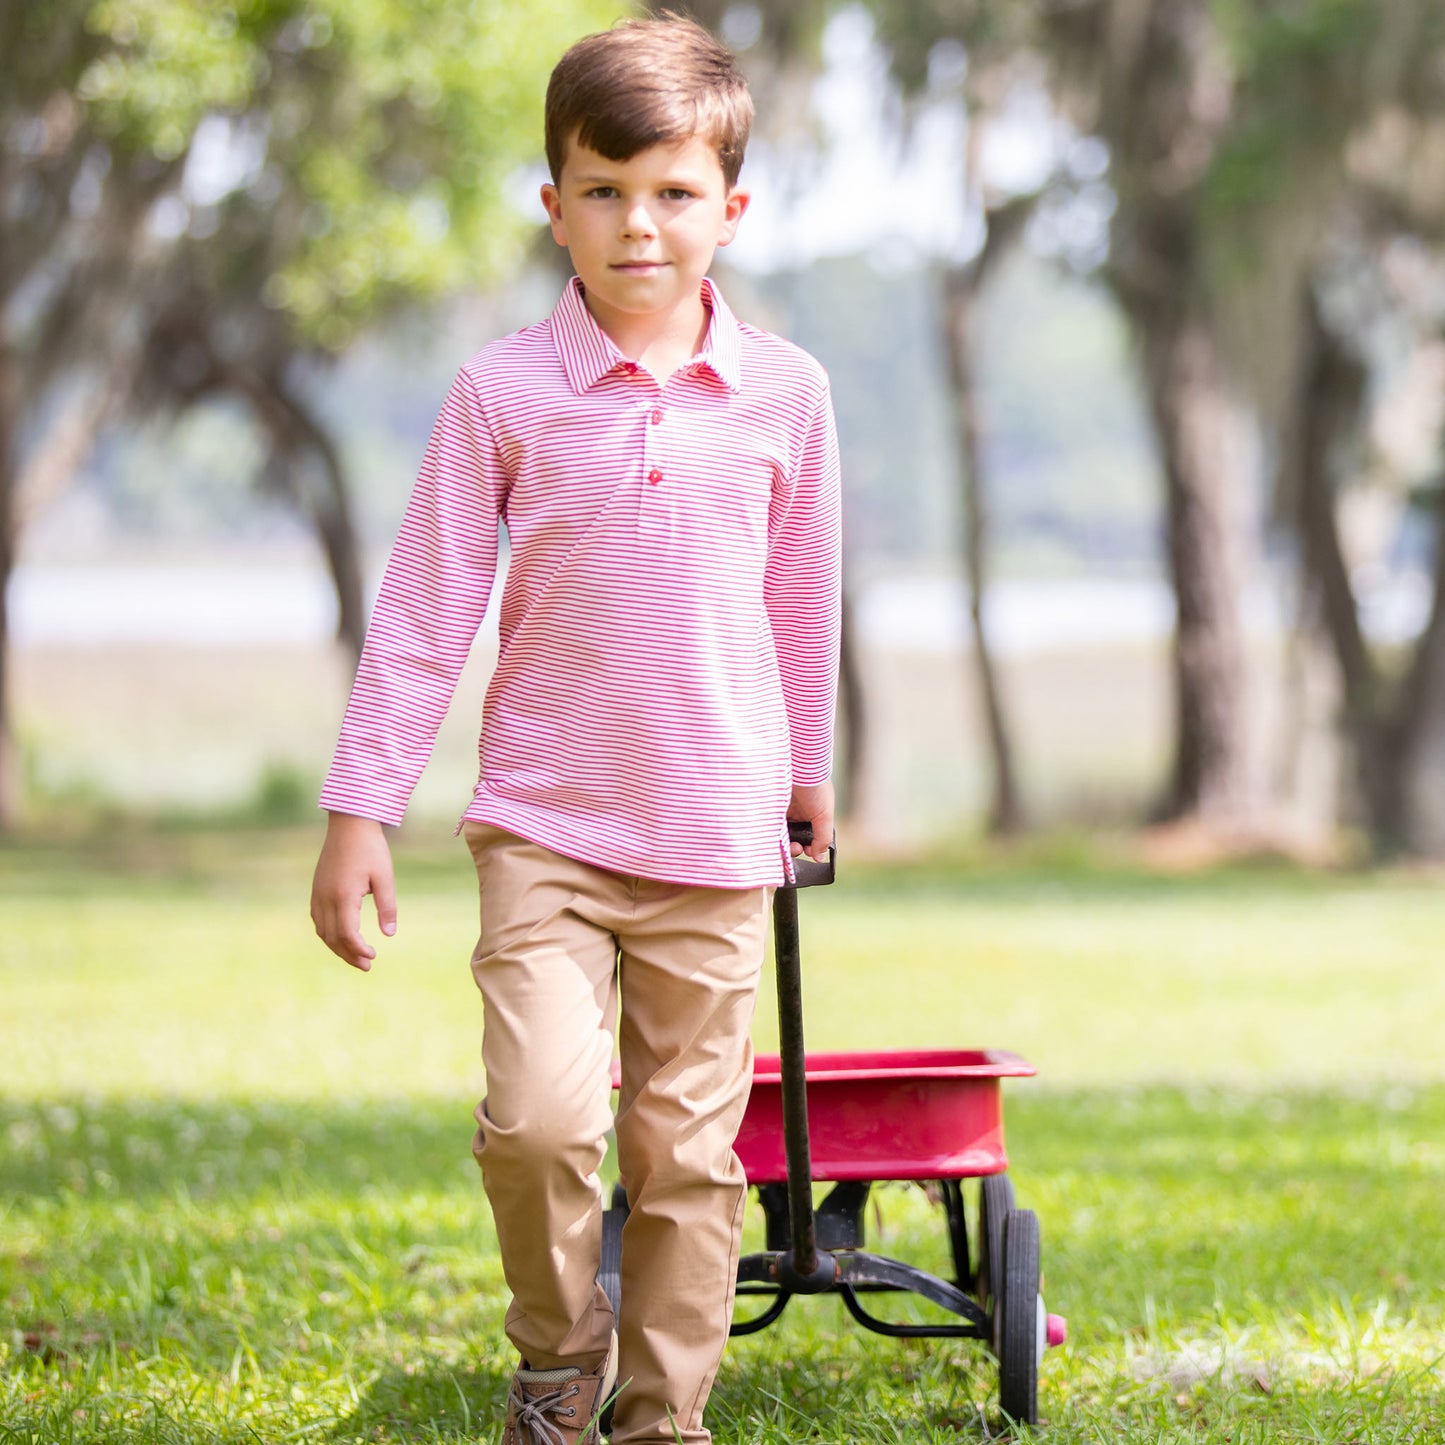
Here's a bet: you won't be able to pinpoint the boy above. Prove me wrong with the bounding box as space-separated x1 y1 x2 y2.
310 17 840 1445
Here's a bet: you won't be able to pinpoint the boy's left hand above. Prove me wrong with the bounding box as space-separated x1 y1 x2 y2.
787 780 834 862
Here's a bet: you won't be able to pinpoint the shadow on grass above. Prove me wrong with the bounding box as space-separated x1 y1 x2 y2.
5 1085 1441 1209
1 1094 474 1203
6 1086 1444 1351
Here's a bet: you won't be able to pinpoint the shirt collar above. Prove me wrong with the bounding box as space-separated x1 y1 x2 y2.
550 275 742 395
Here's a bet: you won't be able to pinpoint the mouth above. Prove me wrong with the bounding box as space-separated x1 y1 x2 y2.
611 260 667 274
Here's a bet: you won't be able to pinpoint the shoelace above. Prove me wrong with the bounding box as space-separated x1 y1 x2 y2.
512 1379 583 1445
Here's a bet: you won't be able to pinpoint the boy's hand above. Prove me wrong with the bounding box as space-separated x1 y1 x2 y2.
787 781 835 863
310 812 397 972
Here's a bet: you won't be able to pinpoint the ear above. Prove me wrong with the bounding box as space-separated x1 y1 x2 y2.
540 182 568 246
716 186 750 247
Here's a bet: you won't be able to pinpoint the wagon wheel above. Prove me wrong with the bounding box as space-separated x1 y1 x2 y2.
995 1208 1041 1426
976 1172 1014 1306
600 1188 627 1320
598 1186 629 1437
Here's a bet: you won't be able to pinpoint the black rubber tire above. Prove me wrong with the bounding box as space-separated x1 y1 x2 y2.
598 1193 628 1437
600 1201 626 1320
977 1172 1015 1308
996 1208 1040 1426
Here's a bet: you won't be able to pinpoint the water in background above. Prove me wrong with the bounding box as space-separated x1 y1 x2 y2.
13 560 1177 653
14 558 1429 653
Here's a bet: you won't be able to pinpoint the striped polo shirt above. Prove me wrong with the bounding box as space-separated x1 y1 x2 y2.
320 276 841 887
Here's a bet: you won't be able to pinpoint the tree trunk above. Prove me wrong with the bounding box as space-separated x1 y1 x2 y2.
234 369 367 667
943 266 1023 836
1289 289 1401 844
266 378 367 665
1137 304 1252 826
1292 287 1445 855
0 349 21 830
1392 490 1445 853
14 364 131 532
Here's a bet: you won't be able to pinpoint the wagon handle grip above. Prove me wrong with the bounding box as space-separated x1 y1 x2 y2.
785 820 836 889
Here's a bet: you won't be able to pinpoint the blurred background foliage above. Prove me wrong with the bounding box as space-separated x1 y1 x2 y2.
6 0 1445 862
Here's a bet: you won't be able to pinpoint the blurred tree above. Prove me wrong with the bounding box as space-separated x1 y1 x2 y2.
723 0 1255 830
942 186 1040 835
866 0 1445 843
956 0 1264 829
0 0 620 827
1065 2 1255 828
1282 108 1445 852
1168 0 1445 849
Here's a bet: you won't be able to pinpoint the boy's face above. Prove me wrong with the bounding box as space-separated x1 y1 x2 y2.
541 132 749 336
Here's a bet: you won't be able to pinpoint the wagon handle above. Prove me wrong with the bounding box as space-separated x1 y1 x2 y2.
771 823 838 1293
787 821 836 890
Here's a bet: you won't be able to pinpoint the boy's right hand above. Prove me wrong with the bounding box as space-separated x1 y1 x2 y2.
310 812 397 972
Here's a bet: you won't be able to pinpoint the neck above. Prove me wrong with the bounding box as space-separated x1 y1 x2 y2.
582 285 710 383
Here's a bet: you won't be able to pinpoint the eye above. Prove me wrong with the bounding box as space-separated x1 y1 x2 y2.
661 187 695 201
585 186 618 199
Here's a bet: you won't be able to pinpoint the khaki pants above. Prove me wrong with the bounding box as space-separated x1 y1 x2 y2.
464 824 768 1445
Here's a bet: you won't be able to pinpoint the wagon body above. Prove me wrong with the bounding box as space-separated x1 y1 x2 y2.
735 1048 1037 1183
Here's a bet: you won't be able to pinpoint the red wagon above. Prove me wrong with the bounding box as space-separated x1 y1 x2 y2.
737 1046 1035 1182
602 833 1065 1426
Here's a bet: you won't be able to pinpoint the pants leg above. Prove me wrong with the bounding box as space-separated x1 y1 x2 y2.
609 879 769 1445
465 824 619 1372
465 823 769 1441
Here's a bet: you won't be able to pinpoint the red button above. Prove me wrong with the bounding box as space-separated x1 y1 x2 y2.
648 469 662 485
622 362 638 374
650 409 663 425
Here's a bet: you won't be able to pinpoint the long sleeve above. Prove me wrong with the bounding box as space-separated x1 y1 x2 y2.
319 370 508 824
763 381 843 787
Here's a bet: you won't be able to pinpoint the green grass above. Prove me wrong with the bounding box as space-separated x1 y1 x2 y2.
4 825 1445 1441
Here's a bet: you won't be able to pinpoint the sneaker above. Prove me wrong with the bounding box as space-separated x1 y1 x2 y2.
503 1334 618 1445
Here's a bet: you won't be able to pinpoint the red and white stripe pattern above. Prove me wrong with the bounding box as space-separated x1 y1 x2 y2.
321 276 841 887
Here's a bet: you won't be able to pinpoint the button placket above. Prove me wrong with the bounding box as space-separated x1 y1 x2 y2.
639 394 669 535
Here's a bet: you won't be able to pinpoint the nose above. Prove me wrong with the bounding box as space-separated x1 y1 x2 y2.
620 198 656 240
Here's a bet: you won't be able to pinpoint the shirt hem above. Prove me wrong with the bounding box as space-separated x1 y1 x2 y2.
463 798 788 890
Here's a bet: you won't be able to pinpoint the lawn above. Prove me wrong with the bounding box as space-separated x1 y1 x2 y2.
3 824 1444 1442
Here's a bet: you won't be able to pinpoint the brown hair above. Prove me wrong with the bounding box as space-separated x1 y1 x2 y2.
545 15 753 188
